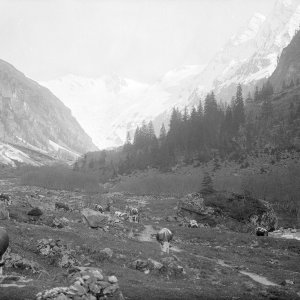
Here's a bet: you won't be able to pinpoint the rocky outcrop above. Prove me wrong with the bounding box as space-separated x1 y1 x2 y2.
177 192 278 231
269 30 300 91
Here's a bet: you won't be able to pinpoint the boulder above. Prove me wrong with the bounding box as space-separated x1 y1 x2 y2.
27 207 43 217
178 192 278 231
81 208 109 228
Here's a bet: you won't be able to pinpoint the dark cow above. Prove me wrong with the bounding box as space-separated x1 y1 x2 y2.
156 228 173 254
256 227 268 236
0 227 9 275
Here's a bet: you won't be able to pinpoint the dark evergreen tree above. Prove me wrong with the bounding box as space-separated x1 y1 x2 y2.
200 172 214 195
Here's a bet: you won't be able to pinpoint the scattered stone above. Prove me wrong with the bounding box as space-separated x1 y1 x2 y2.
3 248 39 273
55 202 70 211
36 267 121 300
100 248 113 259
37 239 78 268
27 207 43 216
281 279 295 286
81 208 109 228
166 216 176 222
52 217 69 228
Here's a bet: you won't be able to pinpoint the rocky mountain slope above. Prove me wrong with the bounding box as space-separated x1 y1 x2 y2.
269 29 300 89
0 59 97 164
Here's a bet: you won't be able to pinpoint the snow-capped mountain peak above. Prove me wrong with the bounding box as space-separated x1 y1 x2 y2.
230 13 266 46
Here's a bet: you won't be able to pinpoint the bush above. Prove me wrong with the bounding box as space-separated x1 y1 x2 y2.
20 165 100 193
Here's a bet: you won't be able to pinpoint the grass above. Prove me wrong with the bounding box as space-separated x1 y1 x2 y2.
241 162 300 226
19 165 100 193
114 172 204 197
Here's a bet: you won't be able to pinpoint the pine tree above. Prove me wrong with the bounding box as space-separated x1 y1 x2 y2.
233 84 245 132
200 172 214 195
254 86 259 102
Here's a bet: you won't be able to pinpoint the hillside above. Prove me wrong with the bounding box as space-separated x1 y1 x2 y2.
0 59 97 162
269 29 300 90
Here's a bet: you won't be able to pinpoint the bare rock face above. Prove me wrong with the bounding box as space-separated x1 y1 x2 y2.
177 192 278 232
0 59 97 158
81 208 109 228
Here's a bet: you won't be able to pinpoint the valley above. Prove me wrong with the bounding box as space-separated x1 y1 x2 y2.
0 167 300 300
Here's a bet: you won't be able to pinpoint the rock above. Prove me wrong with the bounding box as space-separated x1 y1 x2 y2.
38 267 120 299
281 279 295 286
0 202 9 220
129 259 149 272
178 192 278 232
147 258 164 271
55 202 70 211
27 207 43 216
81 208 109 228
100 248 113 259
166 216 176 222
108 276 118 283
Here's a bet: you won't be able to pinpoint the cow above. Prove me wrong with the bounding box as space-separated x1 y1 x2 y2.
126 206 140 223
156 228 173 254
188 220 198 228
0 194 11 206
0 227 9 275
256 227 268 236
94 204 104 213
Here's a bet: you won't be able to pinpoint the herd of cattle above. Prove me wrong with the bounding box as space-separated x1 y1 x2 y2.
0 193 272 277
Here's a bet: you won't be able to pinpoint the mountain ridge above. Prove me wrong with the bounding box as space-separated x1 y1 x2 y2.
0 59 98 164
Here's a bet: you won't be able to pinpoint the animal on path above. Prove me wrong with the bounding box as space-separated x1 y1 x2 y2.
156 228 173 254
0 227 9 275
126 206 140 223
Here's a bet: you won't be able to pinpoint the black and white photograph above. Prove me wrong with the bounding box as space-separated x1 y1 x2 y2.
0 0 299 299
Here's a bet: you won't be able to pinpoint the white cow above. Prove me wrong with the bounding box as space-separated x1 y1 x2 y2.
188 220 198 228
156 228 173 254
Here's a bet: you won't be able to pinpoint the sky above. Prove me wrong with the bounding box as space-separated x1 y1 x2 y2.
0 0 277 83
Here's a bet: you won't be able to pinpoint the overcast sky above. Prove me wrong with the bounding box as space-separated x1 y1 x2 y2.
0 0 276 83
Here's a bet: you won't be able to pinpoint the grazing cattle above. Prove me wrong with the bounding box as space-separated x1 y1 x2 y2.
156 228 173 254
188 220 198 228
0 194 11 206
0 227 9 275
94 204 104 213
256 227 268 236
126 206 139 223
